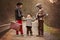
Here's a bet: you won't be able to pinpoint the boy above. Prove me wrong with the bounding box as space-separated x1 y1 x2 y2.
36 3 48 37
15 2 23 35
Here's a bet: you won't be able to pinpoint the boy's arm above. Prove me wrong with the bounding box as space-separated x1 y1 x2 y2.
42 9 48 17
36 13 38 20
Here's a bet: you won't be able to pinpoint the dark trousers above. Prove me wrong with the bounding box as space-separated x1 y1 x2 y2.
26 26 32 35
38 20 44 36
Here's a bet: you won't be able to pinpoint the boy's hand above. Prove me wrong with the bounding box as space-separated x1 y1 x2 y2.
45 13 48 16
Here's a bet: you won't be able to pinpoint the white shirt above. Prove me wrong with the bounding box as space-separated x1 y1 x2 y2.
26 18 32 26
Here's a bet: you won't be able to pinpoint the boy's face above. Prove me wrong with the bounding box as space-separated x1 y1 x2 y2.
19 5 23 8
17 5 23 8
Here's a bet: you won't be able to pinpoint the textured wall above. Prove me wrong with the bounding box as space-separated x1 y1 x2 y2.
0 0 60 28
22 0 42 16
22 0 60 28
0 0 20 25
41 0 60 28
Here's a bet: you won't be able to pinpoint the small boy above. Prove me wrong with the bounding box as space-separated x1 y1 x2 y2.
36 3 48 37
26 14 33 36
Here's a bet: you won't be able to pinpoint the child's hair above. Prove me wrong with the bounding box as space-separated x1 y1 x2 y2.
16 2 23 6
27 14 32 18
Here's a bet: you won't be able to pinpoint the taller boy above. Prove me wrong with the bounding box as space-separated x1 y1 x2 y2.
36 3 47 37
15 2 23 35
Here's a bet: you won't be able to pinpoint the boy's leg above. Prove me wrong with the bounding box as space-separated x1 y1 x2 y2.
16 30 19 35
38 26 40 35
20 25 23 35
38 21 40 36
16 20 19 35
17 20 23 35
37 21 41 37
40 20 44 36
40 28 43 36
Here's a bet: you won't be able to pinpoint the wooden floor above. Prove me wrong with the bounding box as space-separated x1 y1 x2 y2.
0 29 46 40
0 21 58 40
0 21 46 40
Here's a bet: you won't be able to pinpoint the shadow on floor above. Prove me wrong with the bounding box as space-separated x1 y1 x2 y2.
0 29 10 38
